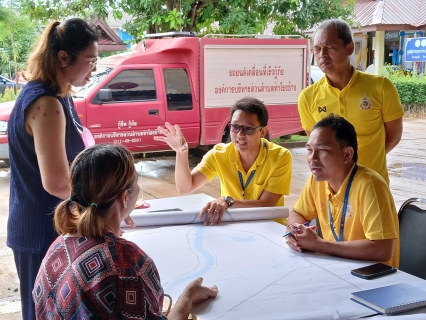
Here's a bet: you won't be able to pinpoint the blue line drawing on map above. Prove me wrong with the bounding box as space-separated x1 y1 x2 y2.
163 225 216 292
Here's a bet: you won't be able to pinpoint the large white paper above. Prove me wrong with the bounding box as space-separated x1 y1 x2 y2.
123 221 426 320
122 193 289 227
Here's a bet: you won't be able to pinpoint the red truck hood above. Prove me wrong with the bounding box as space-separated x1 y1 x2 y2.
0 100 15 121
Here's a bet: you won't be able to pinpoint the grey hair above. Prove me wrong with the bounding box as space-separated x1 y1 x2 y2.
314 19 353 46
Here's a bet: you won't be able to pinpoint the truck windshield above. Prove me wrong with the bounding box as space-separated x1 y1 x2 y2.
73 66 113 98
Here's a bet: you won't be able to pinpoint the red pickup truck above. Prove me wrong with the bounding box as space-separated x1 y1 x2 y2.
0 33 309 160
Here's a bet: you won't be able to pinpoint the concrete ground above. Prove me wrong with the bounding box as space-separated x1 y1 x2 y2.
0 117 425 319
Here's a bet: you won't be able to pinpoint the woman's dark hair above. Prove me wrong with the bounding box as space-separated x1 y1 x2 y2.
54 144 136 238
25 18 98 96
230 97 269 126
313 114 358 162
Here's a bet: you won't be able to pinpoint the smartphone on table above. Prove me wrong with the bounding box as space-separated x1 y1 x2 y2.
351 263 397 280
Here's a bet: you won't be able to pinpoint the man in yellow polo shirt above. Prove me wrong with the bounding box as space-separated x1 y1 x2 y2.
154 97 292 225
298 19 404 184
286 115 399 267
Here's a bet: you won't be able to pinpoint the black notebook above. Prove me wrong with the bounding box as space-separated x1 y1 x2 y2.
351 283 426 315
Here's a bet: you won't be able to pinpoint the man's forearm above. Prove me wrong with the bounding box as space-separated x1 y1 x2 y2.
315 238 394 262
174 150 193 194
287 209 309 226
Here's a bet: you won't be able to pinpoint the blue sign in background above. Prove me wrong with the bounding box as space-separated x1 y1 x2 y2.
405 37 426 62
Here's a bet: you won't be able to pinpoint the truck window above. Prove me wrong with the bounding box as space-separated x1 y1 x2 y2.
96 69 157 103
163 69 193 111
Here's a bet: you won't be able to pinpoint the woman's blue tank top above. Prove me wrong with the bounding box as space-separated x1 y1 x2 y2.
7 81 85 254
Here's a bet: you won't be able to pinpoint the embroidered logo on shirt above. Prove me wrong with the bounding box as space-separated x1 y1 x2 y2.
359 93 372 110
346 203 354 218
318 106 327 113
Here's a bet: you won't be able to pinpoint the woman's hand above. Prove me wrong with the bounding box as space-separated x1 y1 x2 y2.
124 215 136 228
182 277 218 304
120 215 136 236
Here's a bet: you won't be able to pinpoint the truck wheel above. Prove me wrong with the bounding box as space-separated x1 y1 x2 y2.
189 146 210 158
222 128 231 143
265 131 270 141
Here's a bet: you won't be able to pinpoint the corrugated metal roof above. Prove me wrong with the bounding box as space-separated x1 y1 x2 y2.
381 0 426 26
354 0 377 26
304 0 426 33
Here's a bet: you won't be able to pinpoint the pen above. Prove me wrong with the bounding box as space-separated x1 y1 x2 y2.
283 221 311 237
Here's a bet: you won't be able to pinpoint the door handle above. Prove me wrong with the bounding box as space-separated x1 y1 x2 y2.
148 109 159 115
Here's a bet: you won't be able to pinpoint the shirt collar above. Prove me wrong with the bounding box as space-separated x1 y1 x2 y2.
322 66 359 90
229 138 268 169
327 163 357 202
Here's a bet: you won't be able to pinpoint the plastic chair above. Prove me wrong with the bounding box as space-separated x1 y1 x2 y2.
398 198 426 280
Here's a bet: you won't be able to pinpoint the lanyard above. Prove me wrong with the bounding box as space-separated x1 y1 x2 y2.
328 163 358 242
238 170 256 198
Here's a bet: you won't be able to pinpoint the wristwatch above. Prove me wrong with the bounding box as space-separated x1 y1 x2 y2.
224 196 234 208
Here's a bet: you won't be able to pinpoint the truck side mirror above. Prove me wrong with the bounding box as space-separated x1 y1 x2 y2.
99 89 112 102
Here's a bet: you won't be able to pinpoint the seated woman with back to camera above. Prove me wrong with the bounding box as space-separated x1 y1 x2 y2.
32 144 217 319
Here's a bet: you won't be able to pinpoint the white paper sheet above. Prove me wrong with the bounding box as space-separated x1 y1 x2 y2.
123 221 426 320
122 193 288 227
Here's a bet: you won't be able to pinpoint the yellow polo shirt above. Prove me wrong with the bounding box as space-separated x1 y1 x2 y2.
294 164 400 268
298 68 404 183
194 138 292 224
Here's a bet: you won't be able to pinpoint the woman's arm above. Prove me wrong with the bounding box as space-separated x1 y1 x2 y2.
25 96 70 199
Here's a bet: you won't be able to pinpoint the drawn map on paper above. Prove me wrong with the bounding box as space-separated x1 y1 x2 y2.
123 220 426 320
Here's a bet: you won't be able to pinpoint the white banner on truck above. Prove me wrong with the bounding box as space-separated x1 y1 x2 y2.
203 45 305 108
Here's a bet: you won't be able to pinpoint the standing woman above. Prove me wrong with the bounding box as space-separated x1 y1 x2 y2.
7 18 98 319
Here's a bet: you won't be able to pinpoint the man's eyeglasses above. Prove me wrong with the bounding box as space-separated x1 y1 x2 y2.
228 123 263 135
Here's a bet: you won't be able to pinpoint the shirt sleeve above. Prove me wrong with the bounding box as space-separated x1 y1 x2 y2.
193 148 217 181
264 148 292 196
293 175 320 221
381 77 404 123
298 89 316 132
357 177 399 240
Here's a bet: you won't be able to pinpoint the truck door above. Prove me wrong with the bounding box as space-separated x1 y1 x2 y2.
161 67 200 148
85 66 167 152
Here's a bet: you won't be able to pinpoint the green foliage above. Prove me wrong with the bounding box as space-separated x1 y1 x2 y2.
0 87 22 103
271 135 308 143
0 5 40 79
19 0 353 42
387 68 426 105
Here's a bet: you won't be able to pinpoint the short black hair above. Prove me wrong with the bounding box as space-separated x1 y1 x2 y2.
313 114 358 162
230 97 268 126
315 19 353 46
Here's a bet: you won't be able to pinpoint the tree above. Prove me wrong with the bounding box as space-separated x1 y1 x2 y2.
20 0 354 42
0 3 40 87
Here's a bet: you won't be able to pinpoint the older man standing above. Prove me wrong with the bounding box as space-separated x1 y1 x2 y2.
286 115 399 268
298 19 404 183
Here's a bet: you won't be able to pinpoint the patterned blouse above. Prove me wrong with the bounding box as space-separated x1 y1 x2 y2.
33 233 167 319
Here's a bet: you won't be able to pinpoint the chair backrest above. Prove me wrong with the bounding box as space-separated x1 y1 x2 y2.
398 198 426 280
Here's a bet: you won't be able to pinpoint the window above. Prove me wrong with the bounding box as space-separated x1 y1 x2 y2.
163 69 193 111
94 69 156 103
